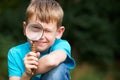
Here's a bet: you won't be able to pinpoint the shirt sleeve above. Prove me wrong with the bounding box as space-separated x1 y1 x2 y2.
51 39 76 69
8 48 22 77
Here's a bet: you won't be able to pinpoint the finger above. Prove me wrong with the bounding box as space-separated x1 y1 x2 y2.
36 52 40 58
26 56 38 61
24 56 38 65
26 64 38 69
27 52 37 57
26 60 39 66
24 59 38 71
24 57 38 67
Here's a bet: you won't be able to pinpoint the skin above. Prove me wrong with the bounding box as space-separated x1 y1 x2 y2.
9 16 67 80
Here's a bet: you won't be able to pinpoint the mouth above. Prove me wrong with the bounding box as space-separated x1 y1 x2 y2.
35 41 46 46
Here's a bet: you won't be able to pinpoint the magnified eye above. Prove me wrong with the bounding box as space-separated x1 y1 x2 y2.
32 26 40 31
30 25 42 32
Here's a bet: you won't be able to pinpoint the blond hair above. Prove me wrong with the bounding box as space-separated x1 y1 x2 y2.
26 0 64 28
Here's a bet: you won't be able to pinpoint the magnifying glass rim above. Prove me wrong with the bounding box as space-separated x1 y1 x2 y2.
25 22 44 41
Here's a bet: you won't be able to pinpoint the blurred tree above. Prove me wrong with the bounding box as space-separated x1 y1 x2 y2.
59 0 120 66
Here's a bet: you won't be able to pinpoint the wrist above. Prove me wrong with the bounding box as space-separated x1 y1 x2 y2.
25 71 33 77
21 72 32 80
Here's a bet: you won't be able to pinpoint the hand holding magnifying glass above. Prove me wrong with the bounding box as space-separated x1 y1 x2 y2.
25 22 44 75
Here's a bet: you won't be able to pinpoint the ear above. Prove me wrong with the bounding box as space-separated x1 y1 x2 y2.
23 21 27 35
56 26 65 39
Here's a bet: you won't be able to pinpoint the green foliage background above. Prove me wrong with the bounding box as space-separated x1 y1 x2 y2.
0 0 120 80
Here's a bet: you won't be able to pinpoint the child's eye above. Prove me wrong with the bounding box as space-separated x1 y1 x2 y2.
45 30 51 33
31 26 42 32
33 26 40 29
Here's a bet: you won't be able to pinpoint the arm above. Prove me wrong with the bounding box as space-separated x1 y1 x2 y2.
9 52 40 80
9 72 31 80
35 50 67 74
9 77 20 80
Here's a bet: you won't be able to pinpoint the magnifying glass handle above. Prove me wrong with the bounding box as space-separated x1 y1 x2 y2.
31 41 36 75
31 41 36 52
31 69 35 75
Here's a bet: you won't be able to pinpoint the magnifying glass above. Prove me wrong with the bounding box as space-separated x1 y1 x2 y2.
25 22 44 52
25 22 44 75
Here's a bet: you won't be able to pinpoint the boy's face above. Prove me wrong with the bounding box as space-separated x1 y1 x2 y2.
23 16 65 52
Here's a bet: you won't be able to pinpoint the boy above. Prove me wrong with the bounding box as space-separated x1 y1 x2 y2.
8 0 75 80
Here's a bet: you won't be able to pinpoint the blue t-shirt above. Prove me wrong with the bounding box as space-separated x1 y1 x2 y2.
8 39 75 79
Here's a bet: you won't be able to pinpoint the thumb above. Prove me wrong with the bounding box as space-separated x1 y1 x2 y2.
36 52 40 58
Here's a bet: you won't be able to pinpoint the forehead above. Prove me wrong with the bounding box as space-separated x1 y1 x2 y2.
28 15 57 29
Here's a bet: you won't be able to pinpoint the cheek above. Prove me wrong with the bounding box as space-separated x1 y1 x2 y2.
45 31 57 39
46 33 56 44
47 35 56 42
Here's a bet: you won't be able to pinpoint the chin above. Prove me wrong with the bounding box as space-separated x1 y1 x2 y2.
36 47 48 52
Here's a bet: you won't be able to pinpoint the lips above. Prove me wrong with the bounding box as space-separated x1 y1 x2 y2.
35 41 46 46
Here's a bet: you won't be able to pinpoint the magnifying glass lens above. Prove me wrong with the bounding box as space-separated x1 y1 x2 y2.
26 22 44 41
29 24 43 32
